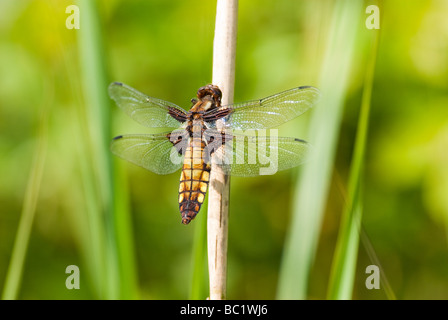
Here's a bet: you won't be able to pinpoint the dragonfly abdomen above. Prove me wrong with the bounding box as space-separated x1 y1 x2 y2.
178 137 211 224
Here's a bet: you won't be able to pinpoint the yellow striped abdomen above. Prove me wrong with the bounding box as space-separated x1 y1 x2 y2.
178 137 210 224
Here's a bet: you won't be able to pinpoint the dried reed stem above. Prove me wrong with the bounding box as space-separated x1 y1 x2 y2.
207 0 238 300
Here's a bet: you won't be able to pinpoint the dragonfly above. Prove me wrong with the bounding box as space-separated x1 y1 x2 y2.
109 82 319 224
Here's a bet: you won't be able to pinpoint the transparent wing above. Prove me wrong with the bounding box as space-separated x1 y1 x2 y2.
109 82 188 128
206 86 319 130
111 132 186 175
210 133 310 177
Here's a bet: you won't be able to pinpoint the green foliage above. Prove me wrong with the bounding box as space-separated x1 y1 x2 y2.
277 0 362 299
327 21 379 300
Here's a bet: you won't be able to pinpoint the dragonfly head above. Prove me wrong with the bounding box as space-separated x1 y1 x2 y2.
197 84 222 107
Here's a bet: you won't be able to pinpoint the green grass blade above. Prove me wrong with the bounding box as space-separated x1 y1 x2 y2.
277 0 362 300
2 108 48 300
74 127 108 298
77 0 136 299
112 159 138 299
327 191 363 299
326 27 380 300
78 0 115 299
189 205 208 300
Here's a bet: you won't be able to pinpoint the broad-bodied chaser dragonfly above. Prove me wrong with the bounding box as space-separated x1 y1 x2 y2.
109 82 319 224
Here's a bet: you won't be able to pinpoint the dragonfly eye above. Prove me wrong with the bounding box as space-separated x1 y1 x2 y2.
197 84 222 105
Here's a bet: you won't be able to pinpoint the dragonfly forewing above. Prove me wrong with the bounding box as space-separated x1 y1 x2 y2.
205 86 319 130
109 82 188 128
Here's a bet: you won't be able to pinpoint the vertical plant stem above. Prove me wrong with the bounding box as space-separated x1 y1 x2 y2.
78 0 114 299
78 0 136 299
2 108 48 300
277 0 362 299
327 29 380 299
207 0 238 300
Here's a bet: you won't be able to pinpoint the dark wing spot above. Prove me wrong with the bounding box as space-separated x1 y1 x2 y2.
113 135 123 140
203 107 233 122
168 107 187 123
112 82 123 86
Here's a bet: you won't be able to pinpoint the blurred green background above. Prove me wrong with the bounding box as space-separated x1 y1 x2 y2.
1 0 448 300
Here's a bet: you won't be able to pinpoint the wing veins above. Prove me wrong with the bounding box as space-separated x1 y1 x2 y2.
207 86 319 130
